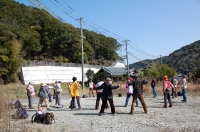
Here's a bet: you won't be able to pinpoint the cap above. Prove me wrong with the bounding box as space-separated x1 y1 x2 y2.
163 76 168 81
128 77 133 81
106 77 112 81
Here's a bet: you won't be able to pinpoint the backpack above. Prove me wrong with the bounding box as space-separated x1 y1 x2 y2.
44 112 55 124
31 111 45 123
177 91 182 96
17 107 29 119
15 100 23 109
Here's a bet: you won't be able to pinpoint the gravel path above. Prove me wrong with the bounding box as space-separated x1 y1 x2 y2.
15 95 200 132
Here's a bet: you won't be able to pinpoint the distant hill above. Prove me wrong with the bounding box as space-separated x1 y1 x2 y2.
129 40 200 72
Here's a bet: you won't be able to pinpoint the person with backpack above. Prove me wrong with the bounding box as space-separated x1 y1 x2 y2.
38 83 50 111
54 81 63 108
68 77 82 110
95 77 120 116
163 76 174 108
124 77 138 107
151 76 158 97
26 82 35 109
181 75 188 103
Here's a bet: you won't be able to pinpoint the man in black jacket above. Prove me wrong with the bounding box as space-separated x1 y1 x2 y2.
130 74 148 114
95 77 120 116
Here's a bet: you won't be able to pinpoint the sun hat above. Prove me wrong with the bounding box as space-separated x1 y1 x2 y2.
41 82 46 86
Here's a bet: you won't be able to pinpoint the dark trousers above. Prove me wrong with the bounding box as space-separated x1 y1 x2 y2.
71 96 81 109
131 94 147 113
100 98 115 114
164 89 172 106
48 93 52 102
95 92 108 109
28 96 33 107
55 92 61 105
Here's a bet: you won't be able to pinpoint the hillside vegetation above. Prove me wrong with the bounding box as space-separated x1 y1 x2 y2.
130 40 200 73
0 0 121 83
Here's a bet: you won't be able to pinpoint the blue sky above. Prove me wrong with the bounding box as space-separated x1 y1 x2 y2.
15 0 200 64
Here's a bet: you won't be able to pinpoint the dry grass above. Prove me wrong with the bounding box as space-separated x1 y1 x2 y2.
0 81 200 131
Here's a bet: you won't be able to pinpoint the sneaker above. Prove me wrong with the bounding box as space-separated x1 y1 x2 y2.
163 105 167 108
113 113 116 116
135 105 138 107
144 111 147 114
99 113 103 116
124 105 127 107
169 105 172 108
129 112 133 115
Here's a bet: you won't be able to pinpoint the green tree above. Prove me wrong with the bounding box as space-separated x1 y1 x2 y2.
0 39 23 84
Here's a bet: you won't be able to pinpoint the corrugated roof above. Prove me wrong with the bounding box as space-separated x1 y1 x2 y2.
101 66 127 77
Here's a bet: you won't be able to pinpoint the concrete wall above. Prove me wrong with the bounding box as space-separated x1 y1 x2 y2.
21 66 100 85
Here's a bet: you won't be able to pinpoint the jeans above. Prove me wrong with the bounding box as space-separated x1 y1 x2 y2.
152 86 157 97
182 88 187 102
125 94 138 106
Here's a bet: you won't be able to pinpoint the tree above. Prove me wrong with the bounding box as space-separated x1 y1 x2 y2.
143 62 177 81
85 69 95 80
0 39 23 84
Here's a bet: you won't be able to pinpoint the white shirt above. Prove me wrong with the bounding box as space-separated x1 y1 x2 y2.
96 81 104 92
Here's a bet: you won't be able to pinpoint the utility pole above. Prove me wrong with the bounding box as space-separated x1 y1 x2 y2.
79 17 84 90
122 40 130 78
160 55 162 65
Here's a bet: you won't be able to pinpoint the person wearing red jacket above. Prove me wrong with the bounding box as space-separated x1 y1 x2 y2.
163 76 174 108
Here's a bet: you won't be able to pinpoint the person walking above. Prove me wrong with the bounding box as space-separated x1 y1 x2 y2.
163 76 174 108
38 83 50 111
124 77 138 107
95 77 120 116
171 76 178 99
181 75 188 103
151 76 158 97
88 79 95 97
130 74 148 114
68 77 82 110
54 81 63 108
26 82 35 109
47 83 53 102
95 78 108 110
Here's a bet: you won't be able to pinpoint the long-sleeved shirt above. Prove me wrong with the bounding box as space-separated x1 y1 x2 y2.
163 80 174 92
96 82 119 99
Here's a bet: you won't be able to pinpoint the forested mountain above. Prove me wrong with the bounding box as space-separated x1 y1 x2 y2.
129 40 200 73
0 0 121 83
0 0 120 65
